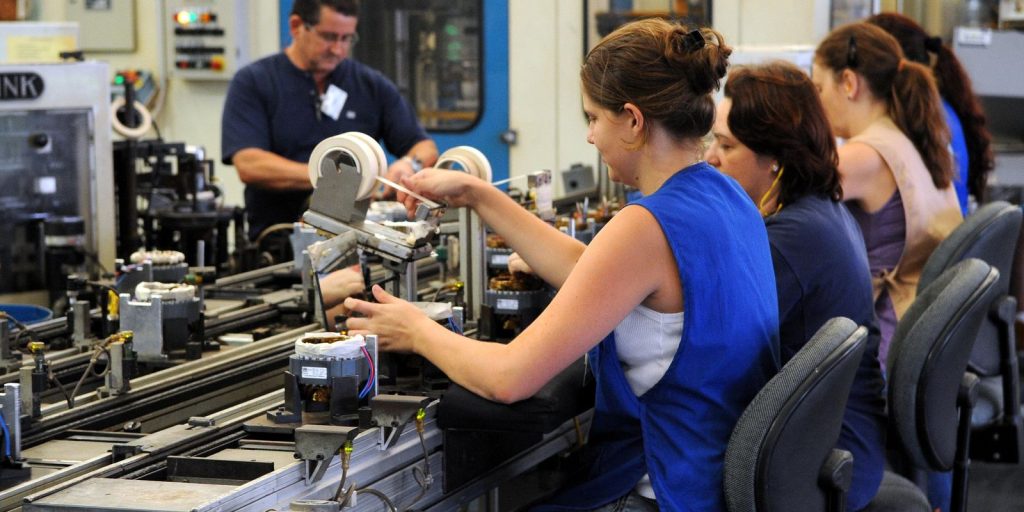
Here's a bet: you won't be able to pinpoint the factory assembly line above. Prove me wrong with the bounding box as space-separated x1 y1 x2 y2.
0 131 595 512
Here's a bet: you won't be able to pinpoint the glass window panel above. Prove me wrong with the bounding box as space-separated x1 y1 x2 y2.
355 0 482 132
588 0 712 49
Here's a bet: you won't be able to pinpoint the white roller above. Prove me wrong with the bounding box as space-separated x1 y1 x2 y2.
129 249 185 265
436 146 493 183
110 97 153 139
307 132 384 201
135 282 195 302
346 131 388 181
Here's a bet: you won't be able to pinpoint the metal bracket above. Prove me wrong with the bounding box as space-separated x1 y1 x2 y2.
266 371 303 424
0 320 20 374
0 383 23 460
111 444 142 462
290 499 341 512
370 394 432 450
187 416 216 428
293 424 359 485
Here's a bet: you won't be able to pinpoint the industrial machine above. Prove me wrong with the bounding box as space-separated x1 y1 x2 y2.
0 61 115 307
112 132 246 274
0 130 595 511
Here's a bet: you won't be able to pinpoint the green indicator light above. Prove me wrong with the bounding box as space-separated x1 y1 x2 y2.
445 24 459 36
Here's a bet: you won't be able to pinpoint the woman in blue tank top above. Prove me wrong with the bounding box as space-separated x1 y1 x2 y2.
706 61 886 511
345 18 780 512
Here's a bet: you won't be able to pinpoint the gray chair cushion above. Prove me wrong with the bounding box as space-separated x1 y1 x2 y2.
861 471 932 512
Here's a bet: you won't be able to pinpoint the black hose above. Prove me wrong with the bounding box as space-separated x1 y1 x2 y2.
48 368 74 409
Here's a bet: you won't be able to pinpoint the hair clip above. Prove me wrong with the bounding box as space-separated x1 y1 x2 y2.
683 29 706 53
846 35 858 69
924 36 942 53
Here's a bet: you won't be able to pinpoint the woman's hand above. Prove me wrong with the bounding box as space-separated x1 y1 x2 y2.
400 169 481 218
343 285 436 353
318 266 365 309
507 252 534 275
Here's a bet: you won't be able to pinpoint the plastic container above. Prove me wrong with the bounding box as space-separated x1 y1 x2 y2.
0 304 54 325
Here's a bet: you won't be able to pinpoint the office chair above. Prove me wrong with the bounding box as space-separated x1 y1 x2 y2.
866 258 1000 512
917 200 1023 463
724 317 869 512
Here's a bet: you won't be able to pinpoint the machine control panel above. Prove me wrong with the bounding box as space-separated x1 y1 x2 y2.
164 0 249 80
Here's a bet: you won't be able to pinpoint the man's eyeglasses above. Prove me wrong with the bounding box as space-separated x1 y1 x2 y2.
304 23 359 46
846 35 858 69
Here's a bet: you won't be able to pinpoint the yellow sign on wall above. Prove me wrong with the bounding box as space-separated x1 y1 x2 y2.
6 35 76 63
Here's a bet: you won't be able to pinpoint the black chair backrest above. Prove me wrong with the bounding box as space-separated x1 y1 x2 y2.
917 201 1022 375
724 317 868 512
889 259 1000 471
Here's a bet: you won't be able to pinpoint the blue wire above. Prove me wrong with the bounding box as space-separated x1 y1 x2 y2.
358 378 373 400
447 317 463 335
357 346 374 400
0 411 11 458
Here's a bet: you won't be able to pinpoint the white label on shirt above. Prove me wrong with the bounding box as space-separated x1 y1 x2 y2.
321 84 347 121
301 366 328 380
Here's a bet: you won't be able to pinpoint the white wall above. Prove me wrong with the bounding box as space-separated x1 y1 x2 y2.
508 0 597 196
713 0 830 46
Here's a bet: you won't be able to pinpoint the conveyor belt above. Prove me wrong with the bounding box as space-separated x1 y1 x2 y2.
23 324 320 446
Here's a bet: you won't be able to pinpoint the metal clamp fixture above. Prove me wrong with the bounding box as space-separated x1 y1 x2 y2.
19 342 49 418
369 394 433 450
97 331 137 397
294 424 359 485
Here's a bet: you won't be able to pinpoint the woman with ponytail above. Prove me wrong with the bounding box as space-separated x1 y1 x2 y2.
813 22 962 367
868 12 995 214
346 18 780 512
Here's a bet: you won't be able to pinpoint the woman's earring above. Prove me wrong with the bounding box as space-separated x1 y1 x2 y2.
770 163 780 174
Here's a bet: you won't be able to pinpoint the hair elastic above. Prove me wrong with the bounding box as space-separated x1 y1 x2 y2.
683 29 705 52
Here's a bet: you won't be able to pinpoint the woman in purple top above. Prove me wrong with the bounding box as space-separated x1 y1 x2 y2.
868 13 995 215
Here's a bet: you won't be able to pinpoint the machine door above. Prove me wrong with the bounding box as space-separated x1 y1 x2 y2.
279 0 509 183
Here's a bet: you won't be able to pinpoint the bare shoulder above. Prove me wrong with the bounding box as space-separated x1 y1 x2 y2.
586 204 680 311
838 141 893 201
585 205 672 274
838 141 884 178
598 204 664 245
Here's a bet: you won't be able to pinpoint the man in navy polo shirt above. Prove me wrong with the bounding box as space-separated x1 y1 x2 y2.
222 0 438 241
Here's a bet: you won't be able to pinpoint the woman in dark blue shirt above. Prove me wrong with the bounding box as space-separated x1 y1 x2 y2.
706 61 887 511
